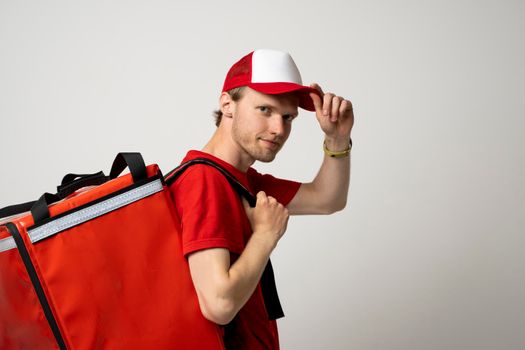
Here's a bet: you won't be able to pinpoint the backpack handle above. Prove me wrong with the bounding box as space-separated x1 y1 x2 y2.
30 153 148 224
0 172 110 221
30 193 62 224
3 153 147 225
57 171 110 198
109 152 147 182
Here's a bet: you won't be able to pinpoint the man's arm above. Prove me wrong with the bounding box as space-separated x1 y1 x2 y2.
287 83 354 215
188 191 289 325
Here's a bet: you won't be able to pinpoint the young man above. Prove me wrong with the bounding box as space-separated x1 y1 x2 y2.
170 49 354 349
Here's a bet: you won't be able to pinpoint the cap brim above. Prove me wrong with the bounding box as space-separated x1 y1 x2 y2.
248 82 320 112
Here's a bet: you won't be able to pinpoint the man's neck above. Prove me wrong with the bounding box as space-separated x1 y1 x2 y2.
202 127 254 173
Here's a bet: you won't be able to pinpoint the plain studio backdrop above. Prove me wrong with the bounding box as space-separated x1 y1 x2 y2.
1 0 524 349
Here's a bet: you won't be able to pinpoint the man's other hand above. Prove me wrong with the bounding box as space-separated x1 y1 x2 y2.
242 191 289 250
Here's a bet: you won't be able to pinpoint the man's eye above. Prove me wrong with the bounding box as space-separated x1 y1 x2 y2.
283 115 296 123
258 106 269 113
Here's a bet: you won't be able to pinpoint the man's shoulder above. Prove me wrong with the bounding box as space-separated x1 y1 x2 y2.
174 163 233 189
175 149 252 189
169 163 243 214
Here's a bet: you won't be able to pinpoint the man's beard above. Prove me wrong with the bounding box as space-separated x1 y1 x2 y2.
231 127 282 163
240 138 280 163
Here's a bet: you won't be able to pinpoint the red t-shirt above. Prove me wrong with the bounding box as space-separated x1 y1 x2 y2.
170 150 301 350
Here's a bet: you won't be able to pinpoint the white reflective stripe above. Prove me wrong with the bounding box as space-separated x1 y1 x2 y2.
28 179 163 244
0 236 16 253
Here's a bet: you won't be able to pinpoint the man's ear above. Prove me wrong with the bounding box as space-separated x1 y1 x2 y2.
220 92 235 118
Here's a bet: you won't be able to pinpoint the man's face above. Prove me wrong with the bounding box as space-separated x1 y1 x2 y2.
230 88 299 163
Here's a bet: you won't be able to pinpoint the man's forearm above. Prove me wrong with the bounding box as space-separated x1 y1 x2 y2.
314 135 351 212
191 235 273 325
287 136 351 215
225 234 274 314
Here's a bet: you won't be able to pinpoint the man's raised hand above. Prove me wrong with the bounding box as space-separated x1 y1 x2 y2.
309 83 354 145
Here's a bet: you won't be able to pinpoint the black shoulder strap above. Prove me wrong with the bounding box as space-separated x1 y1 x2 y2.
165 158 284 320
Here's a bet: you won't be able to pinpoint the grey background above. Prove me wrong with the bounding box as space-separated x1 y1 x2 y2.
1 0 524 349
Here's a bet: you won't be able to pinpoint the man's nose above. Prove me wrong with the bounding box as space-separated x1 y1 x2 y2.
269 116 285 136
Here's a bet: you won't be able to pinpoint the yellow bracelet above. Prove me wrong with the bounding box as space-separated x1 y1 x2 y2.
323 138 352 158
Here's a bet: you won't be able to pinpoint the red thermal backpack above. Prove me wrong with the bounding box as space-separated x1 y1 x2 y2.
0 152 283 350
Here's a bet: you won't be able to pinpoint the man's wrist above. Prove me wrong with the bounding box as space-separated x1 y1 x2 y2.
249 230 277 254
323 136 352 155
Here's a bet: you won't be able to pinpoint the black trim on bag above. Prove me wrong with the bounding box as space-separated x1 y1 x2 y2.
6 222 67 350
28 174 163 233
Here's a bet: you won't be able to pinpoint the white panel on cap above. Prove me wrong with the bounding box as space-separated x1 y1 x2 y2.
251 49 303 84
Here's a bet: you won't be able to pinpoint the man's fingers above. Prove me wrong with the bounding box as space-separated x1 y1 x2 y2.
310 82 324 95
267 196 277 205
256 191 268 204
331 96 342 122
323 93 334 117
339 99 352 116
309 91 323 115
309 83 325 116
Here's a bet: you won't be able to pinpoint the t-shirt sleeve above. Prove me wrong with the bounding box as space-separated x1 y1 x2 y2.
170 165 248 257
248 169 302 206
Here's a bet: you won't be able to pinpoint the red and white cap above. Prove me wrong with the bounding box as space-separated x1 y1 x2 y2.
222 49 321 111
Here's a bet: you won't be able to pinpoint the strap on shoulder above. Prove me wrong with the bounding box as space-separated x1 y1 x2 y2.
165 158 256 207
